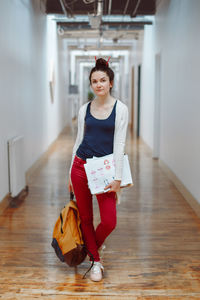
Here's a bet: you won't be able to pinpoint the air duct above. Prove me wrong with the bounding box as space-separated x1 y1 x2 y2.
88 0 103 29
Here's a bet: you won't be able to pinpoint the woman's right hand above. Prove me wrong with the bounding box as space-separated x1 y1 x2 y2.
68 177 74 193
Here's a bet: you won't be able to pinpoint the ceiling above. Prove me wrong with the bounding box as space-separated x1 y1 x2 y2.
46 0 156 17
45 0 156 42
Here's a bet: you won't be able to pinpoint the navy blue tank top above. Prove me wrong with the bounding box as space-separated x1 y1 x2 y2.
76 100 117 160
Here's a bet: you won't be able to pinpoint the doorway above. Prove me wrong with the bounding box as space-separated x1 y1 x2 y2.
137 65 141 137
153 53 161 158
131 66 135 135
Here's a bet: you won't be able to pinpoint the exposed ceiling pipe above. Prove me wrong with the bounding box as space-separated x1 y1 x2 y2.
59 0 73 18
131 0 141 17
97 0 103 16
108 0 112 15
123 0 130 15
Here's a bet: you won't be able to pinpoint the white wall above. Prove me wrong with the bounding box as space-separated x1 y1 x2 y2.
140 0 200 203
130 33 144 134
0 0 68 202
140 25 155 145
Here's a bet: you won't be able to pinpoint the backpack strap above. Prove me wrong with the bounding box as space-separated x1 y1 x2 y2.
64 192 95 279
82 247 94 279
60 213 64 234
60 192 75 234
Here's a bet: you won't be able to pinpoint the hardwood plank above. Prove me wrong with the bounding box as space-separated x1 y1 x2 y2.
0 129 200 299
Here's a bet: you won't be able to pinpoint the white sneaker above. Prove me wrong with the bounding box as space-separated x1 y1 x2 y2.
90 261 104 282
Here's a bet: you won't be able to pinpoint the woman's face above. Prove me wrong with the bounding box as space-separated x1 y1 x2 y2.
90 71 112 97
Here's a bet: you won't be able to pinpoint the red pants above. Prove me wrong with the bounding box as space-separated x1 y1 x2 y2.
71 155 117 262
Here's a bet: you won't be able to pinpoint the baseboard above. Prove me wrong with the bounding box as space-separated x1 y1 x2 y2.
140 136 200 218
0 193 10 215
159 159 200 218
0 126 71 214
25 140 57 184
26 126 71 184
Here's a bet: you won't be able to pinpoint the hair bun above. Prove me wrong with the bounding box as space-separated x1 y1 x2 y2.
96 58 108 68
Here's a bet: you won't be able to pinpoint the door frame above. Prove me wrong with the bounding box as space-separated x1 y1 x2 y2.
153 53 161 158
131 66 135 135
137 64 141 137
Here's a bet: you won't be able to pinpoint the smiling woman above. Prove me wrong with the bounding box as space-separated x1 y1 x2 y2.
68 57 129 282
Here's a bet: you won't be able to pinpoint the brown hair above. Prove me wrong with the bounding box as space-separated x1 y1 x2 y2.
89 58 114 90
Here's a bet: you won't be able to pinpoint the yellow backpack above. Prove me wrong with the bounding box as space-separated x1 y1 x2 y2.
51 193 94 278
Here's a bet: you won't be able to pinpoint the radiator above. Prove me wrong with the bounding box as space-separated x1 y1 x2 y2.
7 135 26 197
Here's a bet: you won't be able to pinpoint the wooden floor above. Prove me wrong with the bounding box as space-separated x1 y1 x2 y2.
1 129 200 299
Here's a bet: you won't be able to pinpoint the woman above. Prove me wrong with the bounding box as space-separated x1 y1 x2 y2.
68 57 128 282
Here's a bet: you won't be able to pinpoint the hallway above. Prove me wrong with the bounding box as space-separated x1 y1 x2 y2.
1 129 200 299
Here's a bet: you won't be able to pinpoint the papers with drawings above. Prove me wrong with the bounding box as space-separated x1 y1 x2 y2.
84 153 133 195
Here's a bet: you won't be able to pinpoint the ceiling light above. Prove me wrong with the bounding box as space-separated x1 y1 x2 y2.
57 25 64 35
82 0 95 4
88 14 101 29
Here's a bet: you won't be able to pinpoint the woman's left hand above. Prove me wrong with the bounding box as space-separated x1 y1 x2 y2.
104 180 121 193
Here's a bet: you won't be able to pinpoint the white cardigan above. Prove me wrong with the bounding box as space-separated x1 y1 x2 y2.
69 99 128 181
